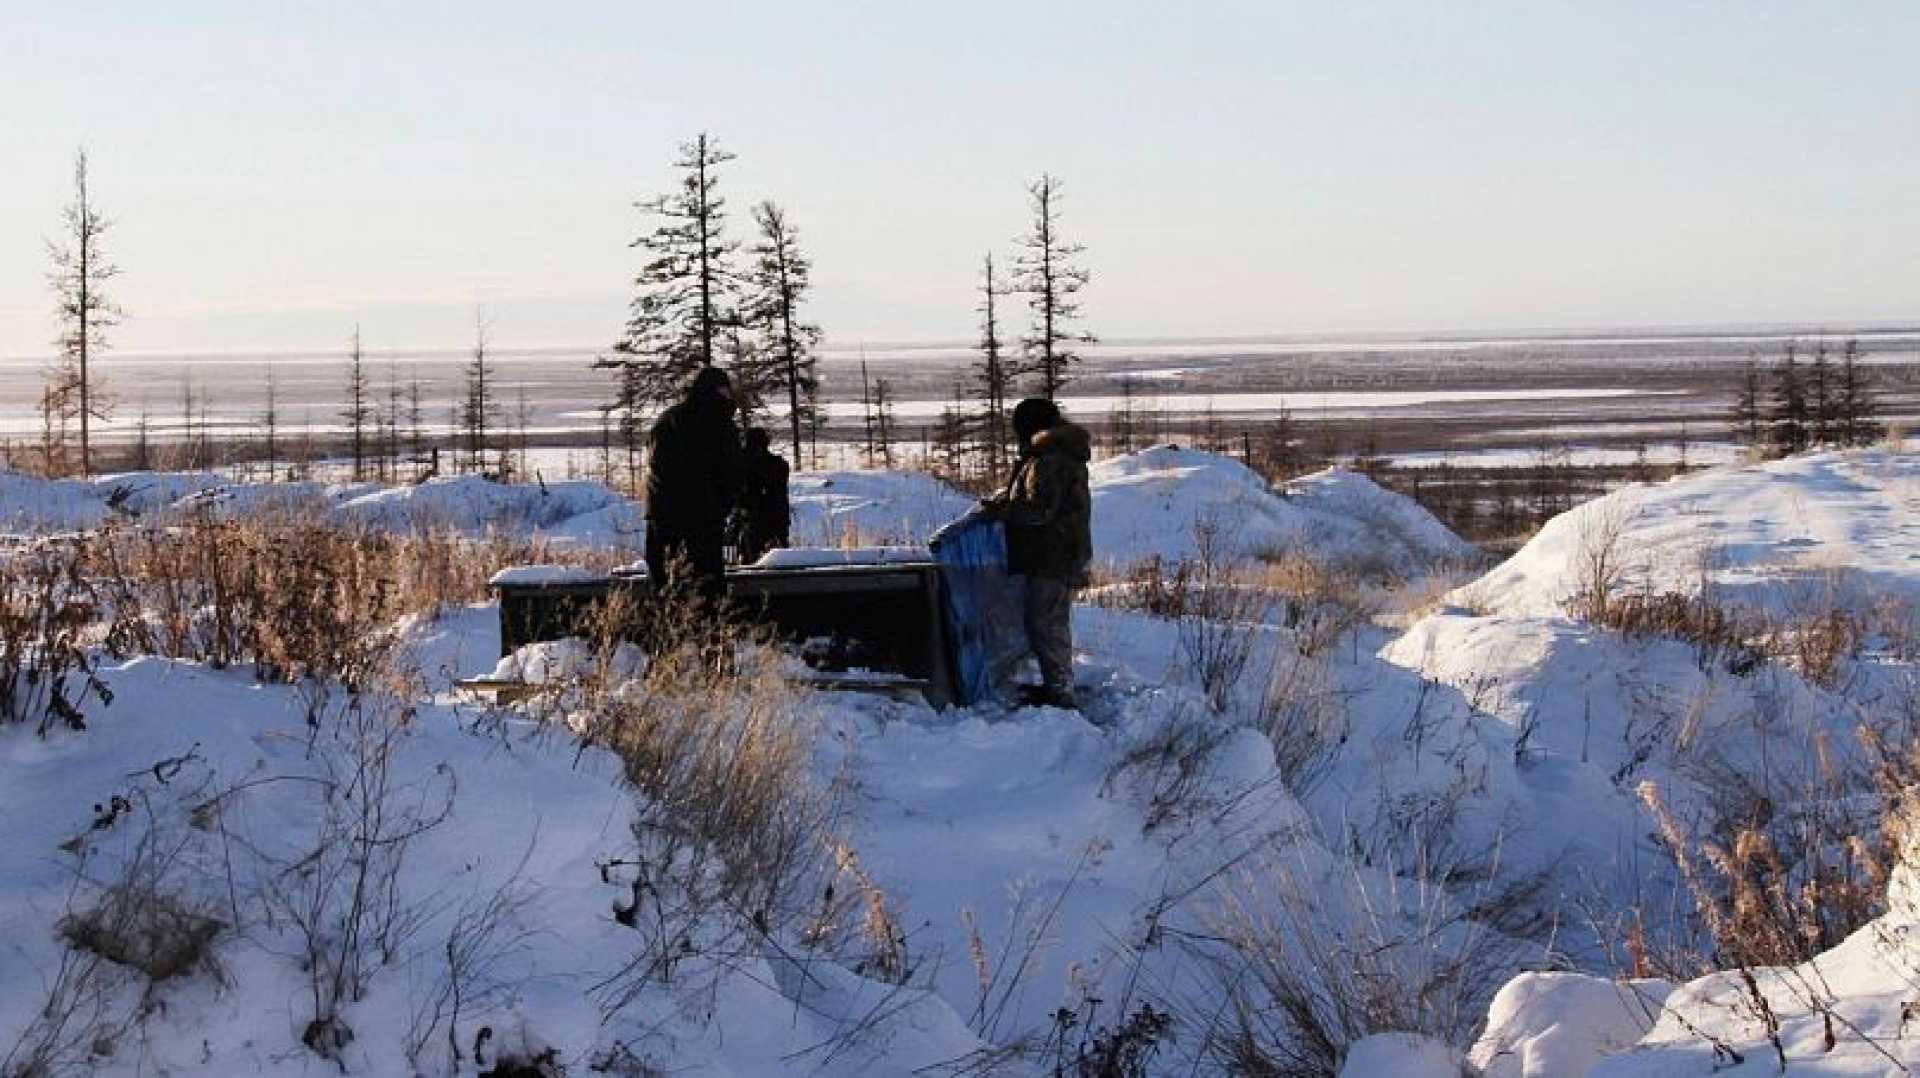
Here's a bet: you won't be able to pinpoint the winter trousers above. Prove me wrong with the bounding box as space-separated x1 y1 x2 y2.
1023 575 1076 699
644 525 725 607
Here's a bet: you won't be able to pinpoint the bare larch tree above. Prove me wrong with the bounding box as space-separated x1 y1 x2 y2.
46 149 121 477
973 252 1014 481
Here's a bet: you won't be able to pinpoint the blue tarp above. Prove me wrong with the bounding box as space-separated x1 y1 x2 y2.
930 511 1029 706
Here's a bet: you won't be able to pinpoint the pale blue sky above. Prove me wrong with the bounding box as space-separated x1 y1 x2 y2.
1 1 1915 356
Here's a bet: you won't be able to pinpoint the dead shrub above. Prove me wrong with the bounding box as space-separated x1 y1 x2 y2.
79 509 620 702
1257 649 1348 797
235 687 456 1062
1566 500 1637 624
57 888 221 984
1088 555 1198 619
1596 590 1768 676
1637 764 1888 975
567 586 849 1015
0 537 113 734
1635 770 1901 1071
1256 552 1383 659
1178 847 1531 1077
1102 709 1239 836
5 794 219 1077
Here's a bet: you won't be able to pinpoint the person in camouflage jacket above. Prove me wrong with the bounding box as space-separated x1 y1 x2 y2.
984 397 1093 709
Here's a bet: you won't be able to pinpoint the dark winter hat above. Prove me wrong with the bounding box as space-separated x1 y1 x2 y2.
745 427 771 451
689 366 733 400
1011 397 1061 440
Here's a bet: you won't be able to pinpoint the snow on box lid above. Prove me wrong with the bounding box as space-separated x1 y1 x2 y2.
748 546 933 569
487 565 609 588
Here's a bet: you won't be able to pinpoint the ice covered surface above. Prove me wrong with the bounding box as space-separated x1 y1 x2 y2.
1088 447 1479 575
750 545 932 568
1460 447 1920 619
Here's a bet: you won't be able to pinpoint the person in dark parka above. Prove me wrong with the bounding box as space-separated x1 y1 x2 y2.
737 427 791 564
643 367 742 606
983 397 1094 709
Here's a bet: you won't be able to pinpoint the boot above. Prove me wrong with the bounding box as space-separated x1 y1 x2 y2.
1017 683 1078 710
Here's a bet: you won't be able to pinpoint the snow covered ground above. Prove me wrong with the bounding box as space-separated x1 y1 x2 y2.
1458 447 1920 620
1089 447 1481 575
4 445 1919 1075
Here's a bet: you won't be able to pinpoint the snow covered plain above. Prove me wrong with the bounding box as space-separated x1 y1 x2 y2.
2 444 1918 1076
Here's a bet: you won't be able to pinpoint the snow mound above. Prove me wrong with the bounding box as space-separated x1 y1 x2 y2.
1460 447 1920 620
1089 446 1478 575
1584 911 1920 1074
787 469 975 546
1469 972 1672 1078
0 656 991 1075
1383 611 1865 814
1337 1032 1466 1077
0 468 647 549
331 475 641 541
0 470 225 531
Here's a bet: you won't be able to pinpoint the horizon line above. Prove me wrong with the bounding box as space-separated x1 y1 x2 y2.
6 316 1919 365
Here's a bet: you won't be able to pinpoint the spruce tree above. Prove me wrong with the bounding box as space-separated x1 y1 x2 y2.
1836 338 1881 446
1770 342 1808 455
1107 373 1137 456
461 311 497 474
262 361 280 482
47 150 121 477
603 132 740 412
859 357 876 466
405 374 425 475
872 377 898 468
341 326 370 480
744 202 821 463
131 404 152 473
381 360 403 482
1012 174 1095 399
973 253 1015 481
1808 340 1832 447
614 362 647 490
178 373 198 469
1731 357 1764 448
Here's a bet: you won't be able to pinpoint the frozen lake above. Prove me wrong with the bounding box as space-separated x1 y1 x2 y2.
2 326 1914 463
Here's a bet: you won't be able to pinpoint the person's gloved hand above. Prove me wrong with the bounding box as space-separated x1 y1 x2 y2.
930 505 992 551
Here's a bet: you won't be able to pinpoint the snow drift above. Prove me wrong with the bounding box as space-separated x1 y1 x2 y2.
1460 447 1920 620
1089 447 1479 575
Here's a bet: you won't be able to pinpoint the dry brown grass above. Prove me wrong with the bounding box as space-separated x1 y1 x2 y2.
1 506 621 713
514 582 873 1017
1177 846 1534 1077
0 536 113 734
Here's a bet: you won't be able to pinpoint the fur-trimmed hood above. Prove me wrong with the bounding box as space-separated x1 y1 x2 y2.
1030 420 1092 463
